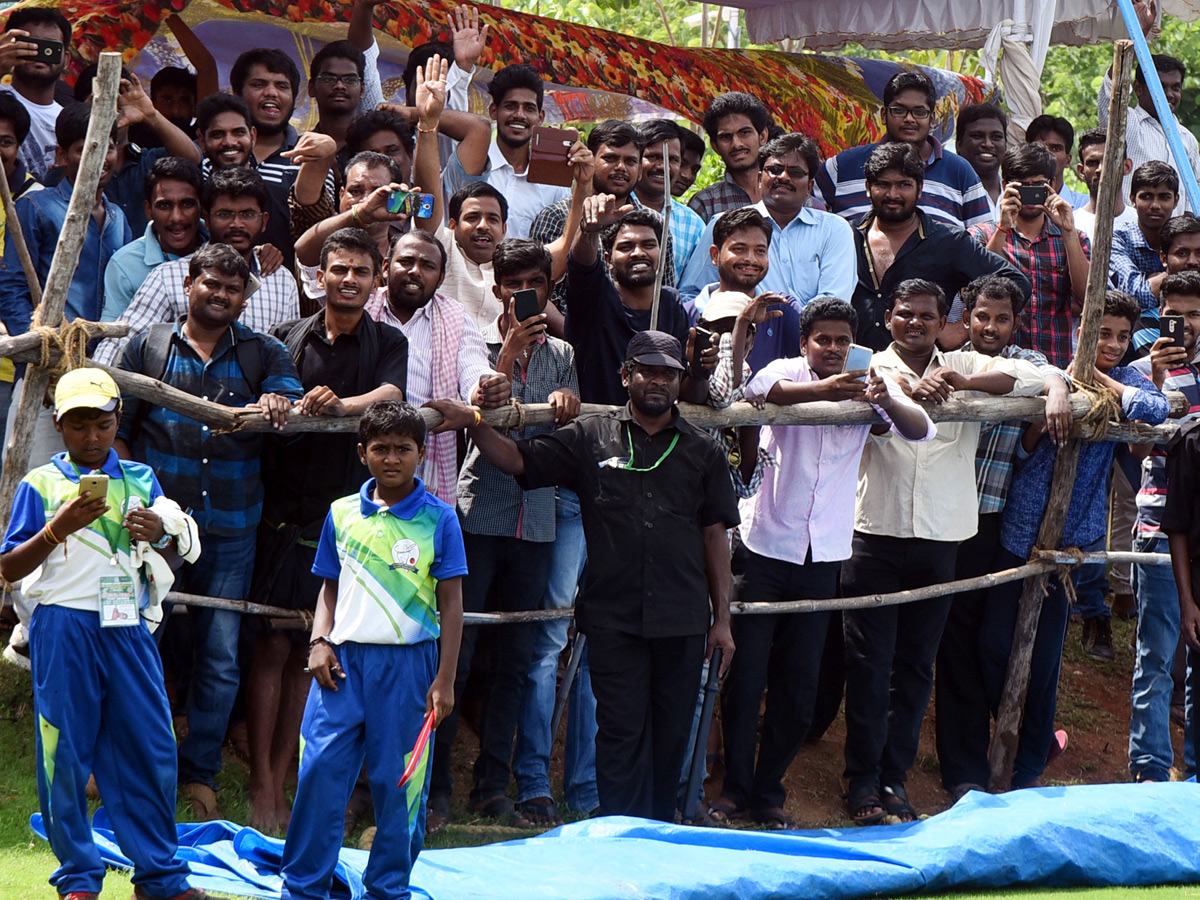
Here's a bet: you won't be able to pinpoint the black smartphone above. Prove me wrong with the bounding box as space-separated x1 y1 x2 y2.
512 288 541 323
1017 184 1049 207
1162 314 1187 349
26 37 63 67
692 326 713 373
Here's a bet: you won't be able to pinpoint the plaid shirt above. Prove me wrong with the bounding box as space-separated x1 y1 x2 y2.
705 332 773 499
1109 219 1162 311
970 346 1071 515
93 248 300 366
117 320 303 536
969 221 1090 368
688 172 753 223
667 197 705 281
457 320 579 542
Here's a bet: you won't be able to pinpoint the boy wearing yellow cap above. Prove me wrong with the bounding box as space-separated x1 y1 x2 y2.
0 368 206 900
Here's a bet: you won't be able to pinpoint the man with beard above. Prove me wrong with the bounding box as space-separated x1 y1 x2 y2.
530 119 656 332
427 329 739 822
564 199 712 405
0 8 69 181
94 167 300 366
688 92 771 224
1025 115 1089 210
364 231 511 501
850 143 1028 350
970 142 1091 367
472 64 569 240
680 134 855 359
115 243 303 821
955 103 1008 219
246 227 408 833
1073 128 1136 241
818 71 990 229
635 119 705 282
673 128 707 199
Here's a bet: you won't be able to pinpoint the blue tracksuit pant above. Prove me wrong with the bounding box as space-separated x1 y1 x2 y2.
30 604 191 898
282 640 437 900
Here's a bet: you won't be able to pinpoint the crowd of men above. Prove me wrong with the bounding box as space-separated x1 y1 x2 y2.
0 0 1196 850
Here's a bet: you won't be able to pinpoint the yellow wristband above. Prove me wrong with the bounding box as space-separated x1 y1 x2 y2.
472 409 482 428
350 204 365 228
43 523 64 545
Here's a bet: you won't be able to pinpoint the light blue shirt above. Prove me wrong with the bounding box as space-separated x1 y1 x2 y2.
679 200 857 306
101 222 183 324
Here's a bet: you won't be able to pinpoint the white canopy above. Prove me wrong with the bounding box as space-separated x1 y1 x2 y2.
736 0 1199 50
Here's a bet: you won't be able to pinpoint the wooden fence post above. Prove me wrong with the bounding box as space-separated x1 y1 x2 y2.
987 39 1136 791
0 53 123 534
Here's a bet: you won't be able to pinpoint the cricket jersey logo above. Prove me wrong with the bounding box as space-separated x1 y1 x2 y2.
391 539 421 573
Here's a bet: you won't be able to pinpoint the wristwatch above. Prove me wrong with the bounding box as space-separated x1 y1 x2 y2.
151 533 173 550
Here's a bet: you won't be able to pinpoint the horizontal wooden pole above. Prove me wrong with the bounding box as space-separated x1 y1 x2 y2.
149 551 1171 627
0 322 128 359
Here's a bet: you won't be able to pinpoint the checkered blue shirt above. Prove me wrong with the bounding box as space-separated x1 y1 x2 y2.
117 320 303 536
972 346 1070 515
1109 219 1163 311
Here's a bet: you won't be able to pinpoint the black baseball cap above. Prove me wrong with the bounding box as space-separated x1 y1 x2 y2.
625 330 685 371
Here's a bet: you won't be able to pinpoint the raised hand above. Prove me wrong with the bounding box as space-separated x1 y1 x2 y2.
450 4 490 71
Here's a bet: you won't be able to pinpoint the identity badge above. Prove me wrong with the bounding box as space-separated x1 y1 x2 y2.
99 574 138 627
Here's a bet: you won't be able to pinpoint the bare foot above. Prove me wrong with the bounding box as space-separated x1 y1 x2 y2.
276 790 292 832
248 786 279 834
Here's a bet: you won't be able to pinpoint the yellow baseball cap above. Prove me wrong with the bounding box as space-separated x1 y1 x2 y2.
54 368 121 420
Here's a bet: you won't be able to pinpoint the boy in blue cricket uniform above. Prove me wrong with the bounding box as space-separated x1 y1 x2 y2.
0 368 204 900
281 400 465 900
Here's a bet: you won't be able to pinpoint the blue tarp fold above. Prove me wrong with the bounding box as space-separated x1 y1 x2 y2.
31 783 1200 899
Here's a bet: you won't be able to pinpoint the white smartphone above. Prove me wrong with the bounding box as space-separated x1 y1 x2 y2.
842 343 873 381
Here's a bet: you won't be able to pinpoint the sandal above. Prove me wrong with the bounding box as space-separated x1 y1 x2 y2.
881 784 918 823
706 796 746 823
750 807 796 830
182 782 220 822
516 796 564 827
470 794 523 825
846 784 886 826
426 793 452 834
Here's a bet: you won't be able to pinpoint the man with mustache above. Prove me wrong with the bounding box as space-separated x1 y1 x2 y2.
955 103 1008 219
1072 128 1136 242
94 167 300 366
427 329 739 822
680 134 856 369
634 119 705 283
851 143 1029 350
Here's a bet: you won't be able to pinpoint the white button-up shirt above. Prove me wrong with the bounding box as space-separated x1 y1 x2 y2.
483 142 569 240
739 356 934 565
854 344 1045 542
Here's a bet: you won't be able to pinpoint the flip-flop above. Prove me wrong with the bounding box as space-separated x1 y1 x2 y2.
750 807 796 830
707 796 746 823
516 796 564 827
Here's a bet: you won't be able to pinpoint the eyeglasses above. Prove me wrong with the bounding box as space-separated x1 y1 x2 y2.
315 74 362 88
210 209 263 222
887 105 932 120
763 163 809 180
0 138 16 151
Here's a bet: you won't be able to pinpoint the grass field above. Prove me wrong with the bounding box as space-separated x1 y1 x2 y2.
3 639 1200 899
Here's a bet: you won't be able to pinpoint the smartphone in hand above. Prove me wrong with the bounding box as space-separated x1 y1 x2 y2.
1162 314 1187 350
842 343 873 381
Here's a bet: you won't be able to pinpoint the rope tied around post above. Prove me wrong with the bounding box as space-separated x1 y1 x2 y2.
1072 379 1124 441
504 397 527 435
30 320 107 374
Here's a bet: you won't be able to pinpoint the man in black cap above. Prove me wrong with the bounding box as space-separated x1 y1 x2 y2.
428 330 738 821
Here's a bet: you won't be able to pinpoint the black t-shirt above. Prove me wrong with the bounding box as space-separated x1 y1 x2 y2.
517 405 739 638
1163 421 1200 599
261 312 409 535
563 255 692 405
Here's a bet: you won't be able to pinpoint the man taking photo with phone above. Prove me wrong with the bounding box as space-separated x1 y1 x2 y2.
0 8 70 181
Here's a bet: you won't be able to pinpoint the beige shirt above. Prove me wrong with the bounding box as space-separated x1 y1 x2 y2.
854 344 1045 542
436 224 501 331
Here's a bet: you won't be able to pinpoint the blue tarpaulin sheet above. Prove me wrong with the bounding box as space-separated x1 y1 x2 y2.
31 783 1200 899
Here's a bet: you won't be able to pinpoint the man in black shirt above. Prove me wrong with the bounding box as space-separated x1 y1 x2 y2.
245 227 408 833
852 143 1030 349
565 197 714 404
428 331 738 820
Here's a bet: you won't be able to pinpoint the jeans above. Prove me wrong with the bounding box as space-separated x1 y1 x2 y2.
512 490 598 814
980 536 1107 788
1130 534 1193 780
176 529 257 789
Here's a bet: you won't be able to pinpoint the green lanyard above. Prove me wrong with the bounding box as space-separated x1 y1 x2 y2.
69 460 130 561
623 424 679 472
